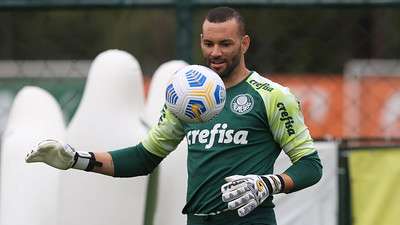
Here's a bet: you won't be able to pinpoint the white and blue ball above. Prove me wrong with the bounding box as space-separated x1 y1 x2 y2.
165 65 226 123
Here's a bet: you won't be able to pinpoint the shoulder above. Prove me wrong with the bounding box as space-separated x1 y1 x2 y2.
245 72 296 103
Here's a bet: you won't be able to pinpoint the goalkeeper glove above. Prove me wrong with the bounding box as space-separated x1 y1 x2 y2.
221 174 285 217
25 139 101 171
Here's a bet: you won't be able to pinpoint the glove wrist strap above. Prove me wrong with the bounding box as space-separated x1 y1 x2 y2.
72 151 103 171
262 174 285 194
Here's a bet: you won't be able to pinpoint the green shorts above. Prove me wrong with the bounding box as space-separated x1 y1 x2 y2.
187 207 276 225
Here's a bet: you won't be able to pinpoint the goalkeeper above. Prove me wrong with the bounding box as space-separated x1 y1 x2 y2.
26 6 322 225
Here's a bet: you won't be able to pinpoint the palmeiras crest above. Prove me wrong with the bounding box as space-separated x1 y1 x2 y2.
230 94 254 115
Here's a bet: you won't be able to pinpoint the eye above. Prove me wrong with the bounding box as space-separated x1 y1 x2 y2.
220 42 232 47
203 42 213 48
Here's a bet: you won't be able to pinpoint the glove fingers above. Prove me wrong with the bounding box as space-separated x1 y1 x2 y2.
227 192 254 210
222 185 250 202
37 140 60 152
25 144 52 162
221 178 249 193
26 140 62 163
224 175 244 182
25 150 42 162
221 175 271 218
237 199 258 217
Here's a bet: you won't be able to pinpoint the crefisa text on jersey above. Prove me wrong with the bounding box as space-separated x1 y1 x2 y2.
277 102 295 136
249 79 274 92
186 123 249 149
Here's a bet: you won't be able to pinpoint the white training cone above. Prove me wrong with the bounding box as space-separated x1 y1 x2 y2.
143 60 189 225
0 86 66 225
61 49 148 225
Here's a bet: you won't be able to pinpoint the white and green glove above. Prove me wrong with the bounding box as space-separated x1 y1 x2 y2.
221 174 284 217
25 139 100 171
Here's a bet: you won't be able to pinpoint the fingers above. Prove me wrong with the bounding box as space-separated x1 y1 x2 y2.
26 144 51 161
226 192 255 210
224 175 244 182
37 140 59 151
222 184 249 202
237 199 258 217
221 175 264 217
221 175 247 193
25 149 39 163
25 140 58 163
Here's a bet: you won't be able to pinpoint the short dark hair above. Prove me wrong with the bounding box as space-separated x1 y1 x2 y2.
204 7 246 36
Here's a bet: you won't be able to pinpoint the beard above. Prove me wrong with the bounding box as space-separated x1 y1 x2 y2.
205 51 241 79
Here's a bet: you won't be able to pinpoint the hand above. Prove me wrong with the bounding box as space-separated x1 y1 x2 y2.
221 175 270 217
221 174 284 217
26 139 76 170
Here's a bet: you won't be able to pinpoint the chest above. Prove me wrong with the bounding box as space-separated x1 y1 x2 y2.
183 85 269 149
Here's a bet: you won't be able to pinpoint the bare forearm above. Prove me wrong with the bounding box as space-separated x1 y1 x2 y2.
82 144 163 178
280 173 295 193
91 152 115 176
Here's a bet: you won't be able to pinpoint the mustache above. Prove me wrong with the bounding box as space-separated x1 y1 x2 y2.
208 57 225 63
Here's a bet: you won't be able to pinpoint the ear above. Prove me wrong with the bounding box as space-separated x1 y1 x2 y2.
241 35 250 54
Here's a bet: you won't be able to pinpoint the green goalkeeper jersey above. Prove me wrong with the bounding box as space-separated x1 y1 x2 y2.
142 71 316 215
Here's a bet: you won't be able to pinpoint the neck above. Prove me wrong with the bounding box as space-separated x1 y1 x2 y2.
222 61 250 89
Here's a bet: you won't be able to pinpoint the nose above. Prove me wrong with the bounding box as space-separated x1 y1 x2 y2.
210 46 222 57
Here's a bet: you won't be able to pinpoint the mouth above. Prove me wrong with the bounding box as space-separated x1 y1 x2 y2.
209 59 226 71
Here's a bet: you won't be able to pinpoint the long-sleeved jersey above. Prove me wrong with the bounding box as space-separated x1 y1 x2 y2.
141 71 317 215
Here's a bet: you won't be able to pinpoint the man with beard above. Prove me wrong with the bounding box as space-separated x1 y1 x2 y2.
26 7 322 225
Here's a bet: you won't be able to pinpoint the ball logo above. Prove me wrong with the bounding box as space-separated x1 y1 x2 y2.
186 99 207 121
165 65 226 123
230 94 254 115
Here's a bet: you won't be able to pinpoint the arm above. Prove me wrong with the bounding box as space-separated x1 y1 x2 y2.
25 140 114 175
25 141 163 177
92 152 114 176
283 151 322 192
26 106 185 177
93 143 167 177
280 173 295 193
221 152 322 217
221 86 322 216
267 87 322 193
266 143 322 194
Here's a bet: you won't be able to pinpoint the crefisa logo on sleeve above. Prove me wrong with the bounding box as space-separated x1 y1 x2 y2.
230 94 254 115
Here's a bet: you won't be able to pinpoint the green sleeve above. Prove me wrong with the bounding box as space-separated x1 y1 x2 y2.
246 74 322 192
247 75 315 163
267 88 315 162
109 143 163 177
284 151 323 192
142 106 186 157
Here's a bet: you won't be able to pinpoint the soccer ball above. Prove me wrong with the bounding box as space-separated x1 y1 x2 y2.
165 65 226 123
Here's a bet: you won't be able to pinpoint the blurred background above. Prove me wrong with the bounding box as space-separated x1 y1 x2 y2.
0 1 399 225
